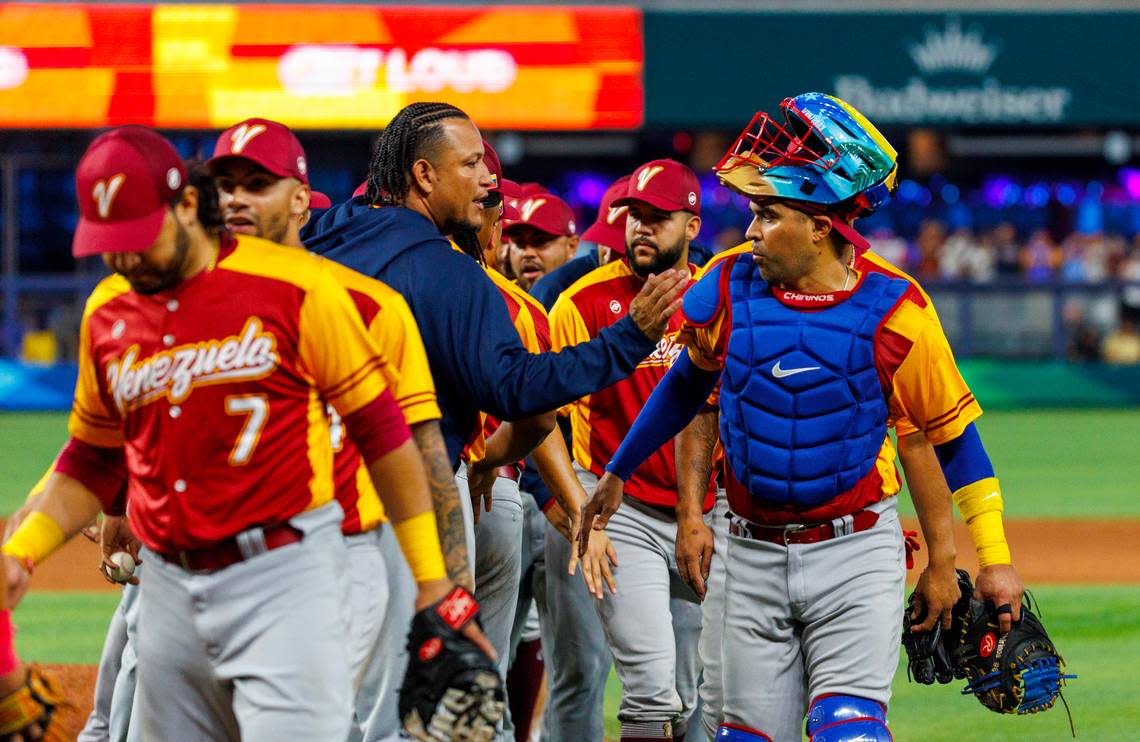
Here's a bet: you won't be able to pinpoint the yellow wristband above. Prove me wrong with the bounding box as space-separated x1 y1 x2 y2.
966 510 1012 566
2 511 66 566
391 511 447 583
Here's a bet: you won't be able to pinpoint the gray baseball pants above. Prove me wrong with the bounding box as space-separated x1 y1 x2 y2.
355 523 416 742
135 502 354 741
540 467 612 742
78 576 141 742
593 495 703 739
698 491 729 740
344 528 390 742
720 497 905 741
457 463 524 741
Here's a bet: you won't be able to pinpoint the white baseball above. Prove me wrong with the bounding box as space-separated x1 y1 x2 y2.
106 551 136 583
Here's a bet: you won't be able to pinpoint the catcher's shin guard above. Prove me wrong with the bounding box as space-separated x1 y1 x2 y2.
716 723 774 741
806 695 891 742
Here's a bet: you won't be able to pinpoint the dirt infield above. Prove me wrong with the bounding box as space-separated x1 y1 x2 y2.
27 518 1140 739
30 517 1140 593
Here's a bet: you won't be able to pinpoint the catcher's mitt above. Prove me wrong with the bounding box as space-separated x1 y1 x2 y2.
0 664 66 741
901 568 974 685
399 586 505 742
955 591 1077 721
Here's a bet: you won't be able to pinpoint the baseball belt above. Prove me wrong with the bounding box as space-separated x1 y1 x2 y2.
157 522 304 571
729 508 879 546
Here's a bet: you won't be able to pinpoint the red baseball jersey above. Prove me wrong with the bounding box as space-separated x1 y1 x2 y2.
323 258 442 535
69 234 405 553
551 259 714 510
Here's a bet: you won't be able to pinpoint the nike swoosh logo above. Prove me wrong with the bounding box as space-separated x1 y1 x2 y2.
982 492 1001 501
771 361 821 379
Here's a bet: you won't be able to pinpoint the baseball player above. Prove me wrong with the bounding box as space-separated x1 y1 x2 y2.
583 93 1024 741
1 126 495 741
676 235 1025 738
550 159 713 742
530 174 631 310
207 117 449 742
504 192 579 291
452 141 619 741
302 102 688 525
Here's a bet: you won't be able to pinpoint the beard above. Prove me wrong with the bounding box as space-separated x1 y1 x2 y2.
126 223 192 295
628 234 686 279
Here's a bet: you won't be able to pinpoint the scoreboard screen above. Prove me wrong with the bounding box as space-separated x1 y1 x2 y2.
0 3 644 130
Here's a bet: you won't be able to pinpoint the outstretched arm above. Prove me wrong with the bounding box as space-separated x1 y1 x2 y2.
578 352 719 555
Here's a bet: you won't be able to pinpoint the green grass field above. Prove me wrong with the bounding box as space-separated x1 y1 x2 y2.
2 410 1137 739
5 409 1139 518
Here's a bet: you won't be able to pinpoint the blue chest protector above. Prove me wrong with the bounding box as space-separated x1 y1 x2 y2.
719 259 911 508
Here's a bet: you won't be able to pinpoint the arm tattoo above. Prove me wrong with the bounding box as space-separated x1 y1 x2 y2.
675 409 718 518
411 421 473 590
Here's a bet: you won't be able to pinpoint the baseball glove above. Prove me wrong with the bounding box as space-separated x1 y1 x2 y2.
955 591 1076 720
399 586 505 742
0 664 67 741
901 568 974 685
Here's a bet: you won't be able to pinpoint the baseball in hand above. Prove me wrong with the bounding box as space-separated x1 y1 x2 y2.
106 551 136 583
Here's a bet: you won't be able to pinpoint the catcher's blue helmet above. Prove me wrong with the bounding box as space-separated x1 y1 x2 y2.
716 92 898 220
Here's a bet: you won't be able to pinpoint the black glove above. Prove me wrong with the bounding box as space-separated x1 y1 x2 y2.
955 591 1076 716
901 568 973 685
398 586 505 741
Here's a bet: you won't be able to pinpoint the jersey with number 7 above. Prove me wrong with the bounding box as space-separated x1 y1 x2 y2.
69 234 404 554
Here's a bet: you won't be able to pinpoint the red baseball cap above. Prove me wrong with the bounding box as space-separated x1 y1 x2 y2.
482 141 520 220
581 175 632 254
73 126 187 258
614 159 701 215
504 193 576 238
310 191 332 209
208 118 309 185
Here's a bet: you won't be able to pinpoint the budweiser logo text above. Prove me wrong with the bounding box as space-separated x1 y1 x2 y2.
107 317 279 411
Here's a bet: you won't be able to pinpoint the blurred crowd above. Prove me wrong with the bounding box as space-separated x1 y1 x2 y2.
862 221 1140 286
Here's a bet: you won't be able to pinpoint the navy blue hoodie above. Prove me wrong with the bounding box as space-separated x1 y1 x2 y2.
303 201 658 468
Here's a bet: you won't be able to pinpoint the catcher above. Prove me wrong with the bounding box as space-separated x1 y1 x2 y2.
903 569 1076 728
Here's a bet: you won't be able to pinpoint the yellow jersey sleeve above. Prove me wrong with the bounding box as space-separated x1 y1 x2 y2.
549 293 593 417
884 301 982 446
68 304 124 448
298 264 393 418
367 290 440 427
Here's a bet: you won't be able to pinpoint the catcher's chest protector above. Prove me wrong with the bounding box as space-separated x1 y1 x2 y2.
719 263 910 507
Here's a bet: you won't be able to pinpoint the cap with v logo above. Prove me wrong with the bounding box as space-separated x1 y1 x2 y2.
208 117 309 185
581 174 632 254
504 192 576 237
613 158 701 215
73 125 187 258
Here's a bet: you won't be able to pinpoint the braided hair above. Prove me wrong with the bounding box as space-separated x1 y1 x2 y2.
366 102 470 206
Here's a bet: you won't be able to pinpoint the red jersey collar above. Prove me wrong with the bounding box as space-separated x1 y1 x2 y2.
770 268 865 309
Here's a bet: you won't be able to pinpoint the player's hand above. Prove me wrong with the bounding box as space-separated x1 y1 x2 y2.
465 463 496 524
628 270 688 341
675 515 714 601
910 560 960 632
3 555 32 610
99 515 141 586
578 473 625 557
572 522 617 600
975 563 1024 635
415 579 497 662
543 501 574 543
